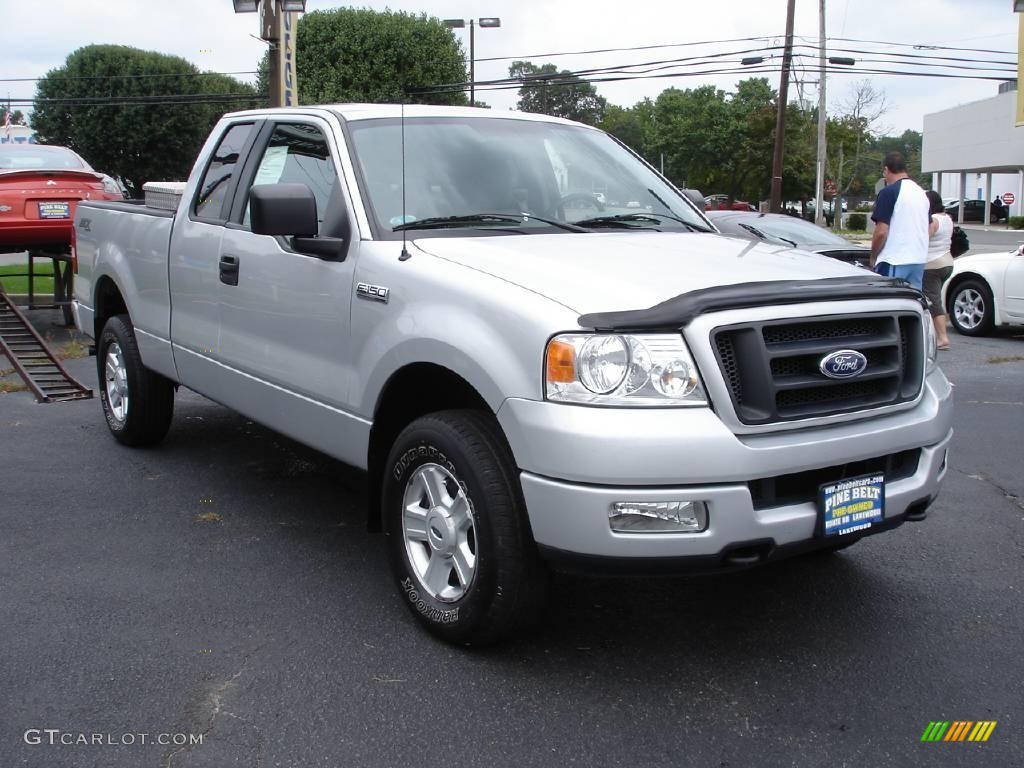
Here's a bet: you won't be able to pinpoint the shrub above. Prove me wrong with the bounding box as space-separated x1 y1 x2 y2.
1008 216 1024 230
846 213 867 231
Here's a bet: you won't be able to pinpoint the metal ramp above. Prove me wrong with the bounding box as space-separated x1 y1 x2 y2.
0 289 93 403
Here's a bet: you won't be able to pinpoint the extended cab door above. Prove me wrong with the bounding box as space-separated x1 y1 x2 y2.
214 117 364 462
169 119 261 395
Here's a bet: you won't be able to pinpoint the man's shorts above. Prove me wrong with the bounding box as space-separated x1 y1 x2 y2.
874 262 924 291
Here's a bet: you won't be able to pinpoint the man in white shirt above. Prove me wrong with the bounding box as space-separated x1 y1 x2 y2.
870 152 930 290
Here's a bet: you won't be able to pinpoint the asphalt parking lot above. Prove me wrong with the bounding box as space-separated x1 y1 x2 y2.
1 316 1022 767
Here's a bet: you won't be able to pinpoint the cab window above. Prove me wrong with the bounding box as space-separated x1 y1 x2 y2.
244 123 336 232
194 122 254 220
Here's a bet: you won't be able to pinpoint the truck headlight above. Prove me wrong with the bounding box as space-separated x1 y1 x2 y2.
545 333 708 406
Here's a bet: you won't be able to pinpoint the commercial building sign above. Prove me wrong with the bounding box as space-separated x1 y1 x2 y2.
280 11 298 107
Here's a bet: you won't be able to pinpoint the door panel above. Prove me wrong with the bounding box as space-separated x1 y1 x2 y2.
1003 252 1024 318
215 120 358 435
169 121 257 398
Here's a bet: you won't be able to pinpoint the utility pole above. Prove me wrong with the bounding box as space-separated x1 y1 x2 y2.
814 0 827 226
469 20 475 106
769 0 797 213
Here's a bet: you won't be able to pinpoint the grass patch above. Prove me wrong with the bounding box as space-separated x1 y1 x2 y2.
0 263 55 295
195 512 222 523
0 380 28 393
56 338 89 360
987 355 1024 364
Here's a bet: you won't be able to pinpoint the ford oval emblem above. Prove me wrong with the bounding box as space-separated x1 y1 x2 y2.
819 349 868 379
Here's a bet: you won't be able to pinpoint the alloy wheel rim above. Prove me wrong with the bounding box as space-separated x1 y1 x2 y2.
401 462 477 602
953 288 985 330
104 342 129 423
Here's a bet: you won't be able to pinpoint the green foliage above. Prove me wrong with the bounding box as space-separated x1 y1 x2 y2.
1 107 26 125
509 61 607 125
599 99 656 160
1008 216 1024 230
846 213 867 231
646 78 778 203
295 9 467 105
31 45 257 196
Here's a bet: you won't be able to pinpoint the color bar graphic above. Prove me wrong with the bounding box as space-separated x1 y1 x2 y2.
921 721 996 742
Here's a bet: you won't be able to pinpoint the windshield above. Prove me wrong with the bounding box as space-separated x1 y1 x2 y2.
714 213 851 247
0 146 89 171
345 116 708 238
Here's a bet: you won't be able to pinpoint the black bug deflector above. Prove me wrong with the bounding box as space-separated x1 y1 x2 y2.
576 275 925 331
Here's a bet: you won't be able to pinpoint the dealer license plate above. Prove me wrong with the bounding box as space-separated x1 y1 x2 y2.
38 202 71 219
817 473 885 537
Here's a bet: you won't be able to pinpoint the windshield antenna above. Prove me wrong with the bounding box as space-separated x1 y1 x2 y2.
398 98 411 261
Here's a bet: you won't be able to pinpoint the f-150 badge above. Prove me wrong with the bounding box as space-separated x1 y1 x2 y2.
356 282 390 303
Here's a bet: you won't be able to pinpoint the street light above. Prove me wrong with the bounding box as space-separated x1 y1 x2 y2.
232 0 307 107
444 17 502 107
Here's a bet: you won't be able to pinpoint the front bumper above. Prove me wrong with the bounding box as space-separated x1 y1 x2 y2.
497 368 953 567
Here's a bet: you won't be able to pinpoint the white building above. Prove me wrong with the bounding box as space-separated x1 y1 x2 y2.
922 83 1024 222
0 124 37 145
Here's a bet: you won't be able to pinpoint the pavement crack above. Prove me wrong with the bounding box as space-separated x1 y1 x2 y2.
163 644 265 768
953 467 1024 511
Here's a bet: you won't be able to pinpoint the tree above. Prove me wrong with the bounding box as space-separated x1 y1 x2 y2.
1 107 26 126
31 45 258 196
295 9 467 105
599 99 656 162
826 80 889 206
509 61 607 125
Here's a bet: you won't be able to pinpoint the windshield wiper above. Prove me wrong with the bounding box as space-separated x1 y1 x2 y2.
737 222 797 247
393 212 586 233
574 213 711 232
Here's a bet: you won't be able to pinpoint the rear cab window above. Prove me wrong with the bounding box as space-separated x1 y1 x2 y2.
193 122 255 221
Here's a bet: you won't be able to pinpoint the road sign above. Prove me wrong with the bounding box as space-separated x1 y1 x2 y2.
1002 192 1015 205
825 179 837 196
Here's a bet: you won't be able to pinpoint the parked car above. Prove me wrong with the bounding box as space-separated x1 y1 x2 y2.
0 144 123 254
942 243 1024 335
706 210 870 267
944 199 1008 224
704 193 756 211
72 105 952 645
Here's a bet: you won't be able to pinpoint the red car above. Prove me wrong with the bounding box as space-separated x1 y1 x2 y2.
703 193 756 212
0 144 123 254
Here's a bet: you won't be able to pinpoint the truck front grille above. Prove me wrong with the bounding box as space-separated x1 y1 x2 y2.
712 312 924 425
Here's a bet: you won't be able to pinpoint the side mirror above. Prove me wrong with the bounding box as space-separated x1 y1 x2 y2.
250 183 318 237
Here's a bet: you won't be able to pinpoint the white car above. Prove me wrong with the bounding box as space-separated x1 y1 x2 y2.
943 244 1024 335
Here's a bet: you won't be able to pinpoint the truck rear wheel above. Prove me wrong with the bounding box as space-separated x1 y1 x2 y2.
97 314 174 446
383 410 547 646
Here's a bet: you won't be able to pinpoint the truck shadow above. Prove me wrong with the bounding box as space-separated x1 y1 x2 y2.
158 394 917 673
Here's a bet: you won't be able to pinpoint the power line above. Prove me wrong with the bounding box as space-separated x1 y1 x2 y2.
0 71 258 84
822 35 1014 55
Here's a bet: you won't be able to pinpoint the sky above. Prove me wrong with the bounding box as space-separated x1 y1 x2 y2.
1 0 1018 135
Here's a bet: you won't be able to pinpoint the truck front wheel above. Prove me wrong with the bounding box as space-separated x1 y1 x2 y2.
97 314 175 446
383 410 547 645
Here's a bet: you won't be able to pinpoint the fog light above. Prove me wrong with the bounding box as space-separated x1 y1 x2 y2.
609 501 708 533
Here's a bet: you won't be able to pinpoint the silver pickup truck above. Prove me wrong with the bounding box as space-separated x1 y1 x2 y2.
73 105 953 645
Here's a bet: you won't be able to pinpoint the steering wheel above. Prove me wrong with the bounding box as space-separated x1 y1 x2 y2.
560 192 605 213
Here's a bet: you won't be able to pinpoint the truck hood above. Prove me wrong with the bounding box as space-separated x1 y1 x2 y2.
412 231 868 315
